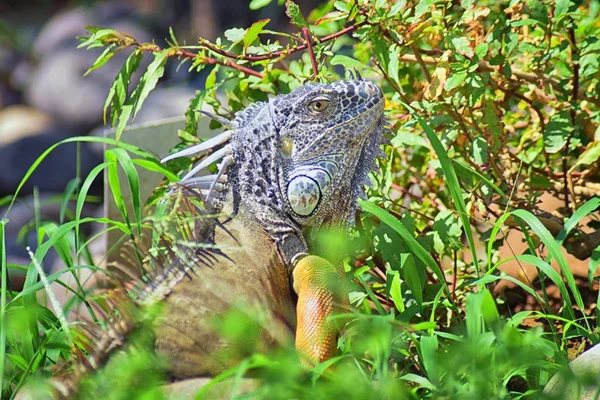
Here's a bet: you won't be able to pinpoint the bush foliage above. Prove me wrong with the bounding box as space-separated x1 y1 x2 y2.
2 0 600 399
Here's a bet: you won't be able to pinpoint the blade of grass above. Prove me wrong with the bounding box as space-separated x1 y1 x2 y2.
3 136 178 219
400 101 480 277
556 197 600 245
111 148 142 236
59 178 81 224
512 209 591 332
0 218 7 394
360 200 449 295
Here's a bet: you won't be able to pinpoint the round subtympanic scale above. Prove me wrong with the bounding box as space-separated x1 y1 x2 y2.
287 175 321 216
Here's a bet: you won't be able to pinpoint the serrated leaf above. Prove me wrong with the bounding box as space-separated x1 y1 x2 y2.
224 27 247 45
84 46 116 76
104 50 143 125
389 271 405 312
474 42 488 59
452 37 474 58
401 253 422 311
571 141 600 170
444 70 467 91
185 89 208 137
330 54 366 70
131 50 169 120
544 111 572 154
472 137 489 165
244 19 270 52
286 0 308 29
388 45 401 86
389 0 407 17
168 26 179 46
249 0 272 10
315 11 348 25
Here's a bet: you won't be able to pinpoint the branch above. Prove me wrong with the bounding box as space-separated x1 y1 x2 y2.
303 27 318 78
196 21 368 62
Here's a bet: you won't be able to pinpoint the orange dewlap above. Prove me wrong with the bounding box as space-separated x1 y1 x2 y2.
292 255 348 364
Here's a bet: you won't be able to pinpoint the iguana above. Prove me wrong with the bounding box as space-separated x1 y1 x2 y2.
18 77 386 399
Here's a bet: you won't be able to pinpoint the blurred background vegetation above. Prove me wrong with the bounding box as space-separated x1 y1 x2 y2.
2 0 600 398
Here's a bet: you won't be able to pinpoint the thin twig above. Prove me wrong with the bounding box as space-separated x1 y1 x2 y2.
303 27 319 78
196 21 368 62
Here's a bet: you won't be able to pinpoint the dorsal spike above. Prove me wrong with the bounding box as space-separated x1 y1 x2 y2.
161 130 232 163
206 155 233 204
181 145 232 182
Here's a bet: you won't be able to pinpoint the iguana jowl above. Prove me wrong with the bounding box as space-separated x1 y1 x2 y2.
27 78 386 399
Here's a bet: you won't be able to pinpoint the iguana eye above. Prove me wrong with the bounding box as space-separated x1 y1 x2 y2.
308 97 330 113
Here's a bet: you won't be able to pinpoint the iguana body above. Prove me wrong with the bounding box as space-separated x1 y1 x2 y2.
18 78 386 399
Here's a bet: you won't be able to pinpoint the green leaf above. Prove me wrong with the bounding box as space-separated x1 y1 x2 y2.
389 0 407 17
389 271 405 312
480 289 500 328
84 46 116 76
330 55 366 71
433 209 462 251
420 335 439 385
555 0 572 17
472 137 489 165
185 89 208 137
360 200 449 294
103 50 143 125
286 0 309 29
572 141 600 170
444 70 467 91
401 101 480 277
544 112 571 154
474 42 488 59
224 27 247 46
402 253 423 311
249 0 272 10
388 45 401 86
131 50 169 120
590 246 600 287
452 37 474 58
244 19 270 52
59 178 80 223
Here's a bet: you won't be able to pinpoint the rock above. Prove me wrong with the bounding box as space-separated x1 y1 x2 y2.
544 344 600 399
0 105 53 145
0 132 102 198
17 4 153 130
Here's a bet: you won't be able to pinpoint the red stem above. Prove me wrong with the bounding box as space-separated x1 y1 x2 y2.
303 27 319 77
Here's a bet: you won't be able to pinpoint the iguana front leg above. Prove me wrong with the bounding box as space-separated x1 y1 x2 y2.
292 255 349 364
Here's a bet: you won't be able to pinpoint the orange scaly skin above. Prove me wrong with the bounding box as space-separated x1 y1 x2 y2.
293 255 349 364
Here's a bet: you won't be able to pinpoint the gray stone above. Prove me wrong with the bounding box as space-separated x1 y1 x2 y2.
544 344 600 399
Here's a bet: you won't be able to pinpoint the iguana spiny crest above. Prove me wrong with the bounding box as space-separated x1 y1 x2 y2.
163 78 386 248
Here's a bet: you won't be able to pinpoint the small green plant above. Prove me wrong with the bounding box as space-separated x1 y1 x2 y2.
2 1 600 399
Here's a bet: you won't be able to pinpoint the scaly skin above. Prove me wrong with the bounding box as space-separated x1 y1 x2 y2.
293 255 349 364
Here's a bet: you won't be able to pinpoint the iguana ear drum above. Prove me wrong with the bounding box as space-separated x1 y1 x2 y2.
286 168 331 217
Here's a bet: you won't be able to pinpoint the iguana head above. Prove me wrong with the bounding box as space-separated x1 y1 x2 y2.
163 78 386 238
269 79 385 227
